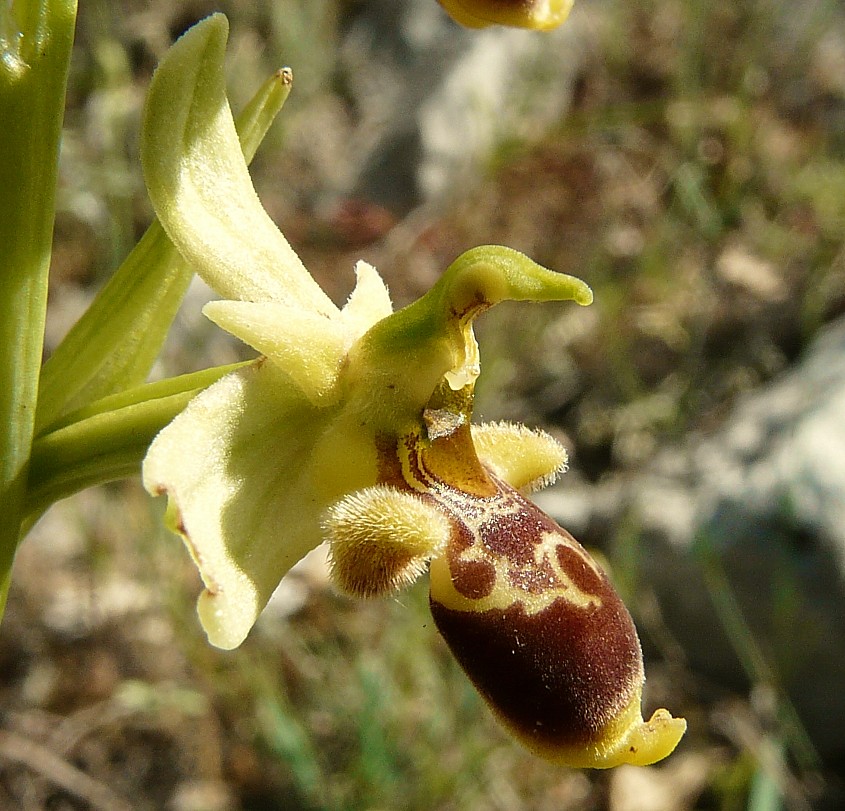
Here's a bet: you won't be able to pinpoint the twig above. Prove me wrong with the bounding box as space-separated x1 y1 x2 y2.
0 729 133 811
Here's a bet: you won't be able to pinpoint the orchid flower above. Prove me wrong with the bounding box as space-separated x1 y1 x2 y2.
437 0 574 30
141 15 685 768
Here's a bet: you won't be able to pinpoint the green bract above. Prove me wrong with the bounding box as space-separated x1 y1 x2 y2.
140 15 592 650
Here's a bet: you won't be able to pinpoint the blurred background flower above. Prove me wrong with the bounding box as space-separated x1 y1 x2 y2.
436 0 574 31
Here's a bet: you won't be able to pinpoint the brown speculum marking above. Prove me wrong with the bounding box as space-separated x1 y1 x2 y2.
387 415 644 750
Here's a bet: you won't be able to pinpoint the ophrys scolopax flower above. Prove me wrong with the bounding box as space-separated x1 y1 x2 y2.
141 15 685 768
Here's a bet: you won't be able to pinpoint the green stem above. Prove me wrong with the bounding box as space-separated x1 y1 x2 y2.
0 0 77 610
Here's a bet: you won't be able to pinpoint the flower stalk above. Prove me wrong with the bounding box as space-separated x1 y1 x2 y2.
0 0 77 611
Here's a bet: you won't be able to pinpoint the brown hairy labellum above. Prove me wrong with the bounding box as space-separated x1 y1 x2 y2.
387 409 685 768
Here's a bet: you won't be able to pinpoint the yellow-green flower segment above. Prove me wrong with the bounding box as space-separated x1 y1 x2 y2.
141 14 685 768
437 0 574 30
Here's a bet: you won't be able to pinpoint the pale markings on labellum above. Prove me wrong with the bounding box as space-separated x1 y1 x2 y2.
397 430 604 617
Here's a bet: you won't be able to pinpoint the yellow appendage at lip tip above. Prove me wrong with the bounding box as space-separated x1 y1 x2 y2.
522 692 688 769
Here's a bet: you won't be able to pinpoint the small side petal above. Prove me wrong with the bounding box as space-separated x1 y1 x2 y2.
324 486 450 597
203 300 346 402
143 361 334 648
471 421 567 491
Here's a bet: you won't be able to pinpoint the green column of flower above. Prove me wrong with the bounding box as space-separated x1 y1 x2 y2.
0 0 77 608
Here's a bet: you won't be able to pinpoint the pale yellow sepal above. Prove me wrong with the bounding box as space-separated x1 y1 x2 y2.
141 14 337 315
143 361 338 649
203 301 346 403
324 486 451 597
471 421 567 492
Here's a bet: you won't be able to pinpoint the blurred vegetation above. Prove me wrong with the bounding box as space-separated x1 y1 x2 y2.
471 0 845 476
2 0 844 808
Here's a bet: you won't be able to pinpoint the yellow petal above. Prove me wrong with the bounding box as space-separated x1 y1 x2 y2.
203 300 346 403
471 421 568 491
143 362 334 648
